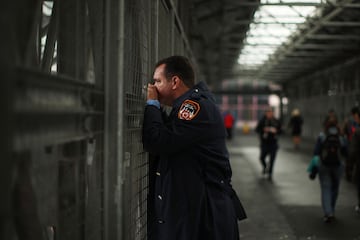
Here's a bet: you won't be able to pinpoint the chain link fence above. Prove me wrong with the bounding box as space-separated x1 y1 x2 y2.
1 0 194 240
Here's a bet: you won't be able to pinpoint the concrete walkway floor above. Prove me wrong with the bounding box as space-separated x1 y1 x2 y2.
228 133 360 240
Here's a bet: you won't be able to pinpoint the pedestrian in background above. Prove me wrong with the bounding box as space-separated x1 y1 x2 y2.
343 106 360 181
313 117 346 223
347 107 360 214
142 55 246 240
255 107 282 181
323 109 338 129
288 108 303 149
224 111 235 140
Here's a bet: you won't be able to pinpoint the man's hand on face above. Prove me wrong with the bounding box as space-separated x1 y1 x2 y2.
147 83 158 100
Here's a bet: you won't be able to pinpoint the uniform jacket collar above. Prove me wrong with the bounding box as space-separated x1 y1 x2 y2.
172 81 212 110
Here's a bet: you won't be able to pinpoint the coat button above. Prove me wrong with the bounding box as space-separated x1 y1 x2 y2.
220 180 224 184
158 220 164 224
195 89 199 92
158 195 162 200
156 172 161 176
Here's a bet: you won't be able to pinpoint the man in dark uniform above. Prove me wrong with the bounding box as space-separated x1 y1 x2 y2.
255 108 281 181
142 56 246 240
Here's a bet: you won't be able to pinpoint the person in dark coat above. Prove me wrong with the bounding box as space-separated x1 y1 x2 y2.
142 56 246 240
255 108 282 181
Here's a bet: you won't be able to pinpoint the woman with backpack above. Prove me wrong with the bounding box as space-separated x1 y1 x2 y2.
313 117 347 223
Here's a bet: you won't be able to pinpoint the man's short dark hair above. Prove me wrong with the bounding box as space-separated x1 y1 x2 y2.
155 56 195 88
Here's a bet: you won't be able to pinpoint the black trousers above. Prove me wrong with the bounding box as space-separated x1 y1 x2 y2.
226 127 233 139
260 144 278 175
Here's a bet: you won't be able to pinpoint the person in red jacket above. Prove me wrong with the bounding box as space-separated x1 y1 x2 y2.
224 111 235 140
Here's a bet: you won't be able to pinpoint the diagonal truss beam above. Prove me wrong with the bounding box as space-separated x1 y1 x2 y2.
255 0 356 81
42 0 59 72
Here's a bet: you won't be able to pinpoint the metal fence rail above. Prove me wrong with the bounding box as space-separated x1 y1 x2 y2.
8 0 106 239
122 1 151 239
1 0 194 240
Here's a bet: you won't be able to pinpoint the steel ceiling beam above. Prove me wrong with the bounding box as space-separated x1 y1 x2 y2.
321 21 360 27
294 43 359 50
229 2 322 7
42 0 59 72
242 43 280 47
255 0 354 82
235 20 305 25
286 52 349 57
307 34 360 40
229 1 360 8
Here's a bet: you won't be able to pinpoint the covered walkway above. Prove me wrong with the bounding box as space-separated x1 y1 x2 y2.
229 132 359 240
1 0 360 240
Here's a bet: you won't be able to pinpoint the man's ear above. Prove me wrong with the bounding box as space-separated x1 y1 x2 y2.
172 76 180 89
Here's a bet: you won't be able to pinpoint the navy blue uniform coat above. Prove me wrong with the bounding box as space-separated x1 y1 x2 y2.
143 82 245 240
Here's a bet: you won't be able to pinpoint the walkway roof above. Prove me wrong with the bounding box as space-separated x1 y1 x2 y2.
189 0 360 91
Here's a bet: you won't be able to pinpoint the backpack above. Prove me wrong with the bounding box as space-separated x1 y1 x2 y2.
321 126 341 165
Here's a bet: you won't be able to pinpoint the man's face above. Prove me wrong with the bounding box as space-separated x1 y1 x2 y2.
265 110 273 119
153 64 174 106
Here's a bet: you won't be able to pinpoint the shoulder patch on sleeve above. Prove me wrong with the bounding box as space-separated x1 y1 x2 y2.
178 100 200 120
